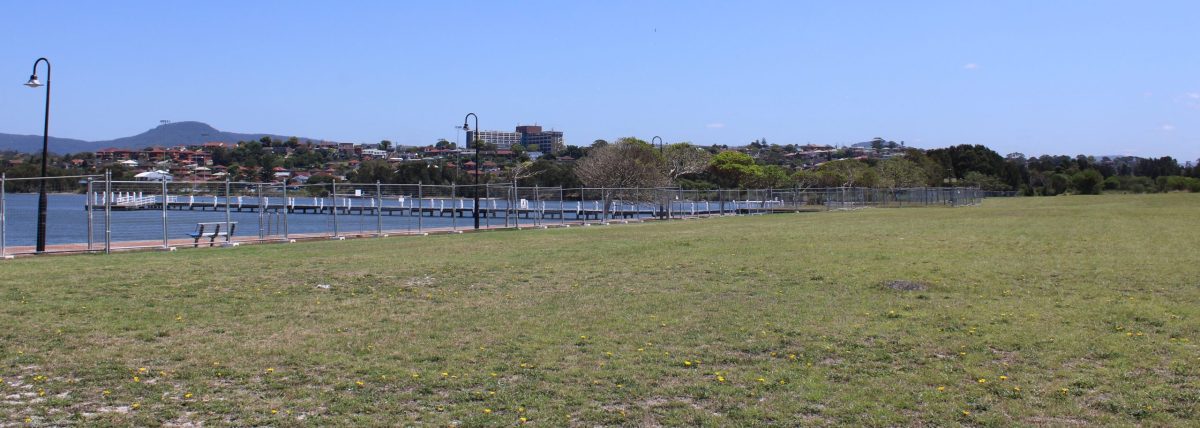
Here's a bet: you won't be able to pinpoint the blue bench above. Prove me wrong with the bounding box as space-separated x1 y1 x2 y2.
188 222 237 247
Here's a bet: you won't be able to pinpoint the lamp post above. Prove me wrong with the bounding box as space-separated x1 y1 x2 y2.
24 58 51 253
943 168 958 206
651 136 665 219
463 113 480 229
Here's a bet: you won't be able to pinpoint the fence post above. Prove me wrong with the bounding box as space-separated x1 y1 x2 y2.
601 187 608 224
105 171 112 254
417 181 423 234
451 183 458 232
331 180 339 238
718 188 724 216
376 181 384 237
161 178 170 250
257 183 265 241
559 187 565 227
224 179 233 245
0 173 6 258
86 178 94 252
666 188 673 220
281 183 290 240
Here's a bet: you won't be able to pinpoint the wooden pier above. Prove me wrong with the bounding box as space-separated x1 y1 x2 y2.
84 197 792 220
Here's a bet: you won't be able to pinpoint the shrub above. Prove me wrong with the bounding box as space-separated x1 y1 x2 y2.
1072 169 1104 195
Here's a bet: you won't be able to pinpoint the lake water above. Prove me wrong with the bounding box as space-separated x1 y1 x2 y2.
0 193 735 247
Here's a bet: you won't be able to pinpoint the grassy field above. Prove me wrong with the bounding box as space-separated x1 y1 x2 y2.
1 194 1198 426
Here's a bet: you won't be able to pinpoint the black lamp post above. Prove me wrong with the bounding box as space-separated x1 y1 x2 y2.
24 58 51 253
651 136 665 219
463 113 480 229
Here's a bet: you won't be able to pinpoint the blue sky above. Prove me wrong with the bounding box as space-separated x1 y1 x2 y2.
1 1 1197 160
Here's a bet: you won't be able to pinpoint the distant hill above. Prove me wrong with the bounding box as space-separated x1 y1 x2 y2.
0 134 94 155
0 121 333 155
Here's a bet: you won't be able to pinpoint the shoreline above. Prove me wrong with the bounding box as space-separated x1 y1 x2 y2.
0 216 692 257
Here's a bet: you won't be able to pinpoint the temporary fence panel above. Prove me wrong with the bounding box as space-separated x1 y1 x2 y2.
0 175 992 257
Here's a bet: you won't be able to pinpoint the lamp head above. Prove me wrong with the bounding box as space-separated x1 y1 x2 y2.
461 122 470 131
24 75 42 88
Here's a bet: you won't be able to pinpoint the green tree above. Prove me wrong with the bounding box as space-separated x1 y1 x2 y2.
574 139 667 190
708 151 757 188
350 160 396 183
1071 169 1104 194
817 159 871 187
663 143 713 183
963 171 1011 191
559 145 586 159
876 158 929 189
523 159 581 188
747 165 793 188
870 138 885 153
1047 173 1071 195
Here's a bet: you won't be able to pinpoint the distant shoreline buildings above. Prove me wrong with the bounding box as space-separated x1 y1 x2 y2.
466 125 564 153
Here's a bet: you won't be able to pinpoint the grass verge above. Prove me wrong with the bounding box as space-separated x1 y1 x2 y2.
1 193 1198 426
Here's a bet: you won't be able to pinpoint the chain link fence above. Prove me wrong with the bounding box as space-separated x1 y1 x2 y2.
0 174 992 256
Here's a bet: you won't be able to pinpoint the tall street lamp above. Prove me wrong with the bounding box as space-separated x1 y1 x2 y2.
651 136 665 219
24 58 52 253
463 113 480 229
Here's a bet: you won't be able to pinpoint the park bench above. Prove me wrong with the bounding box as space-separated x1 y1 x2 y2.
188 222 237 247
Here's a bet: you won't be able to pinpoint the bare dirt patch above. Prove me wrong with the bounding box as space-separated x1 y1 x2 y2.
884 280 929 291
